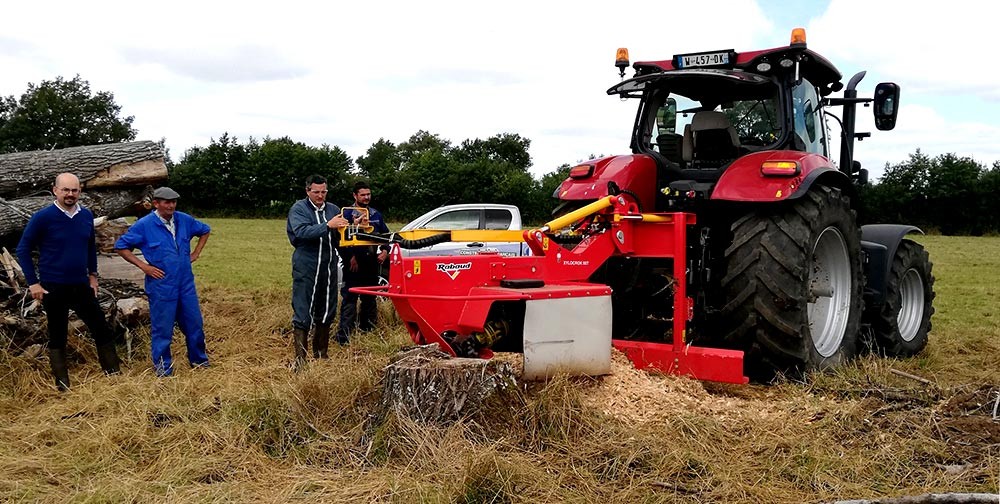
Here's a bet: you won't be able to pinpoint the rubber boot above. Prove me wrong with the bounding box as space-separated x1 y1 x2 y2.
96 344 121 375
313 324 331 359
49 348 70 392
292 328 308 371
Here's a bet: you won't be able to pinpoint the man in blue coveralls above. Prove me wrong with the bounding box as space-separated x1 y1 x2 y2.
336 181 390 345
114 187 212 377
287 175 349 370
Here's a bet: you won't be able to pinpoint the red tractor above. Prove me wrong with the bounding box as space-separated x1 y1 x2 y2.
353 28 935 383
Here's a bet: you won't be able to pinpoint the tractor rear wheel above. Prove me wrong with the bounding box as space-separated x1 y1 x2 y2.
869 240 934 356
720 185 863 379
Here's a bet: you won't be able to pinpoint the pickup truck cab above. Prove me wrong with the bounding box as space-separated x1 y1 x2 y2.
399 203 529 257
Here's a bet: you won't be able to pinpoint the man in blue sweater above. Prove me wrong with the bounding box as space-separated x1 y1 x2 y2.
16 173 121 391
115 187 212 377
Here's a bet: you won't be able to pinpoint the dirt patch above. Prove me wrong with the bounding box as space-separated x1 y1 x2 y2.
937 385 1000 447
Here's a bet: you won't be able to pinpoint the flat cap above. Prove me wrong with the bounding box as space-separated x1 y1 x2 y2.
152 186 180 200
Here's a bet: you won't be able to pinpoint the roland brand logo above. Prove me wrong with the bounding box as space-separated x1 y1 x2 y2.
436 262 472 280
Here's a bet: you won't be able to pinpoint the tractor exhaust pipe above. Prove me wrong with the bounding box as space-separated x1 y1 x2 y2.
839 71 866 174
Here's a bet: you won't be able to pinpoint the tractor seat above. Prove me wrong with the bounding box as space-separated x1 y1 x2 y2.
682 111 741 168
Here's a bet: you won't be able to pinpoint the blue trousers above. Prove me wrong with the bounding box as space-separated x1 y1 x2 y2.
150 290 208 377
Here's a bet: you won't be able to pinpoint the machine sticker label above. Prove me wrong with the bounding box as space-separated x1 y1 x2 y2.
413 260 421 275
436 261 472 280
562 260 590 266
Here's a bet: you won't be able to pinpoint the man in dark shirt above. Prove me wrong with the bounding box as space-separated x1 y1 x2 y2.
16 173 121 391
336 181 390 345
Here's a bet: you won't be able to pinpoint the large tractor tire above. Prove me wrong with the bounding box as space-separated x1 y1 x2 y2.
720 185 863 379
869 240 935 357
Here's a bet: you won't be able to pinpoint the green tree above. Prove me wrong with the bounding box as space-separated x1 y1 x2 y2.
0 75 136 153
170 133 252 212
862 150 932 226
925 153 983 235
356 139 406 219
978 162 1000 234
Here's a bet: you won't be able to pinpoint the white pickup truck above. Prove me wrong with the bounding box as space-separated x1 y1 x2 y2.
339 203 528 286
398 203 530 258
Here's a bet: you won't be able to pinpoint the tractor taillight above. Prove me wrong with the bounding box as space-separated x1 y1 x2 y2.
760 160 800 177
569 164 594 179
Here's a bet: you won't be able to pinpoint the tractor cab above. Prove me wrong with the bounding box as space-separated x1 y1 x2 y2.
609 38 842 192
586 29 900 212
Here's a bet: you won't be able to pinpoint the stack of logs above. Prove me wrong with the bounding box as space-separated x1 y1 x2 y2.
0 244 150 356
0 140 165 354
0 140 168 242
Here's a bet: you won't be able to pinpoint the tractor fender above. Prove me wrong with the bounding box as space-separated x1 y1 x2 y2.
860 224 925 307
556 154 657 211
712 151 853 202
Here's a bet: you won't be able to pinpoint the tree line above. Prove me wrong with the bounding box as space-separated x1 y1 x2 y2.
860 150 1000 235
167 131 570 222
2 75 999 233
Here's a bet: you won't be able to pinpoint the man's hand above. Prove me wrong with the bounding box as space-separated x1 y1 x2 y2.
349 256 359 272
89 274 99 297
327 215 349 228
377 249 388 263
190 250 201 263
28 283 48 301
142 264 166 279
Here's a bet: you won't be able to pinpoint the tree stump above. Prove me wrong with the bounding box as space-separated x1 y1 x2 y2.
381 344 516 424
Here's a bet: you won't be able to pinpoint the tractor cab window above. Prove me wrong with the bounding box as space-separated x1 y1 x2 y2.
791 80 826 155
721 97 780 148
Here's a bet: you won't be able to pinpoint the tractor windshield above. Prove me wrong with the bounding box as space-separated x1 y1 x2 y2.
610 69 784 167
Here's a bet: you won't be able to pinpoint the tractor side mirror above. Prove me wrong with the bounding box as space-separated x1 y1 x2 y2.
873 82 900 131
657 98 677 134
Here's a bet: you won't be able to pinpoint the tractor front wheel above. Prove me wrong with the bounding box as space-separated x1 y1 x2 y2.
720 185 863 379
869 240 935 356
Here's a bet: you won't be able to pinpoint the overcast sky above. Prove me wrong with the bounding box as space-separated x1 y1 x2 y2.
2 0 997 182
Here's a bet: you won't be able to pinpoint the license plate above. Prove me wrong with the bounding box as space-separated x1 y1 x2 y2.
678 51 730 68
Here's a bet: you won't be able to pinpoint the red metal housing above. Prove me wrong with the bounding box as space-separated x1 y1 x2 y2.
354 196 748 384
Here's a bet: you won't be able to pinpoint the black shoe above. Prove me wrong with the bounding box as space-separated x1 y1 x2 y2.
49 348 70 392
292 328 308 371
96 344 121 375
313 324 331 358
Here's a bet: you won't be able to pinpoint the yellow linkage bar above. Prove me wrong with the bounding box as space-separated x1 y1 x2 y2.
338 228 526 247
339 195 652 247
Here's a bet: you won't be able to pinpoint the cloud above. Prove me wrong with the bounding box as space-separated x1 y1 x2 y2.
119 46 310 83
848 104 1000 179
808 0 1000 99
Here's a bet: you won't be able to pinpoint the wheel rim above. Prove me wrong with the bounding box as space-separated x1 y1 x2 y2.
808 226 851 357
896 268 925 342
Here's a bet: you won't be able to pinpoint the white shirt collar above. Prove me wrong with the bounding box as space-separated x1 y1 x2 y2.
54 201 81 218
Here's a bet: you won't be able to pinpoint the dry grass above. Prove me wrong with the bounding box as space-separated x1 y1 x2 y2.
1 222 998 503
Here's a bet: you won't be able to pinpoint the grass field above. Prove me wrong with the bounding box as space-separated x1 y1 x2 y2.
1 219 998 503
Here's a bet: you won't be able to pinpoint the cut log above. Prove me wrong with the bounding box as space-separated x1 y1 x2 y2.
0 187 153 243
381 344 516 425
0 196 50 238
95 217 132 254
115 297 150 325
0 140 167 198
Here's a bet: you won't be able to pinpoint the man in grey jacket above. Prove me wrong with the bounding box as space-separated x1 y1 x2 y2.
286 175 349 370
